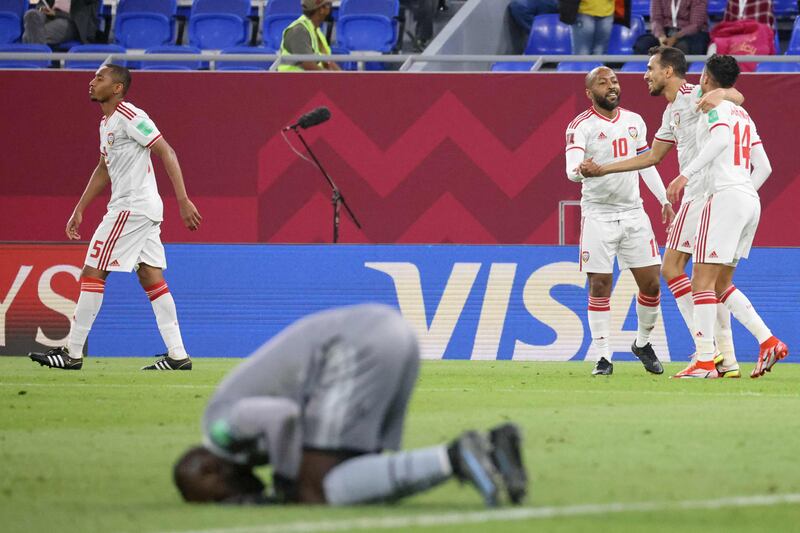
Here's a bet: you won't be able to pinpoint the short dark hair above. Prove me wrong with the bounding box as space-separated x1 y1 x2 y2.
648 45 687 78
174 446 265 503
704 54 740 88
104 63 131 95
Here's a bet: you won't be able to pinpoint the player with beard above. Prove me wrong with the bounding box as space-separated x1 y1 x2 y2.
565 67 674 376
579 47 746 377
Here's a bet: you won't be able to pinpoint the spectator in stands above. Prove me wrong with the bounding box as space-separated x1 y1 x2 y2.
402 0 438 51
569 0 615 55
22 0 98 46
278 0 341 71
633 0 710 55
723 0 775 26
507 0 559 35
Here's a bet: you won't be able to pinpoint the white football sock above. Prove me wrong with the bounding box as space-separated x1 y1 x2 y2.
720 285 772 345
146 281 188 359
67 276 105 358
667 274 694 336
635 292 660 348
588 296 611 361
715 302 737 367
692 291 717 362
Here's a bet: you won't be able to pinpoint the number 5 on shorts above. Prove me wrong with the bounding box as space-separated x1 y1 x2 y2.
90 240 104 259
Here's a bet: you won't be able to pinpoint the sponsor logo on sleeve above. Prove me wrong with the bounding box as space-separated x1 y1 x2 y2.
708 110 719 124
136 120 155 136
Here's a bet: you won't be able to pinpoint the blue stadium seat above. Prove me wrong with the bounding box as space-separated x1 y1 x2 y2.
216 45 274 70
262 0 300 50
773 0 798 17
114 0 177 49
189 0 250 50
490 61 535 71
525 14 572 55
707 0 727 17
786 17 800 54
65 44 127 69
0 0 26 44
607 16 646 54
336 14 395 52
620 61 648 72
556 61 603 72
339 0 399 45
141 44 203 70
756 61 800 72
688 62 705 72
0 43 50 68
630 0 650 17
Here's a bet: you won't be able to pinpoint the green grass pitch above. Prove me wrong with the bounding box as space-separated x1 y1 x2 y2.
1 358 799 533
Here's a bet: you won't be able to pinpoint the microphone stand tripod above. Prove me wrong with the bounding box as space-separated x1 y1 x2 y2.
290 127 362 243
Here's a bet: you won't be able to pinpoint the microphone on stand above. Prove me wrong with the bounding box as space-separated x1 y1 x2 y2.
282 106 332 131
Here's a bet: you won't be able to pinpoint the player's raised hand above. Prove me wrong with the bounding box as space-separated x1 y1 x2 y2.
179 198 202 231
661 203 675 226
66 212 82 240
666 175 688 204
696 88 725 113
579 158 603 177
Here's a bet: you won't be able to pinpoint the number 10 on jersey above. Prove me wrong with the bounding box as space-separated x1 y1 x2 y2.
612 138 628 158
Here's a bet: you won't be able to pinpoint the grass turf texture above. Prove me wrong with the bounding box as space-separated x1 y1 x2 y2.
1 358 799 533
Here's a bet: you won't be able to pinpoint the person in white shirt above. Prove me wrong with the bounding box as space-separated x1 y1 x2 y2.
565 66 674 377
29 64 202 371
579 46 745 377
666 54 788 378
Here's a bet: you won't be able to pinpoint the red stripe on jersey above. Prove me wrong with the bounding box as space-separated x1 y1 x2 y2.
590 107 621 123
751 141 762 146
709 123 730 132
568 111 591 130
116 103 135 120
117 108 135 121
145 133 163 148
118 102 137 116
568 110 592 130
565 146 585 152
568 114 593 131
653 136 675 145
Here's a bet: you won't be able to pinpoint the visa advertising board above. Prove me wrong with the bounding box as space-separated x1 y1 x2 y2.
1 244 797 362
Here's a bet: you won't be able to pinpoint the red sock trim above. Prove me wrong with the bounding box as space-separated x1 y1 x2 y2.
637 292 660 307
719 285 737 304
144 281 170 301
667 274 692 298
80 276 105 294
692 290 717 306
588 296 610 312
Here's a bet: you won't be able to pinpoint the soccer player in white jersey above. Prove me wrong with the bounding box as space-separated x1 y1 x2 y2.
579 47 745 377
28 64 202 371
565 67 673 376
666 55 788 378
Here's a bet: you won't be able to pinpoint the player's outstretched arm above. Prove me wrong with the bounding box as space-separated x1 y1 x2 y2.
696 87 744 113
750 144 772 191
66 156 111 240
582 141 673 177
150 137 202 231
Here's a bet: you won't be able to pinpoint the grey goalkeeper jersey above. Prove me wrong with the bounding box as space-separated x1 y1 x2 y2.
202 304 416 480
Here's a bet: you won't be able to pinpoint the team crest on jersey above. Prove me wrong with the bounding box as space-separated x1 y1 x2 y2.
673 112 681 127
566 133 575 145
107 132 115 146
581 251 590 263
628 127 638 139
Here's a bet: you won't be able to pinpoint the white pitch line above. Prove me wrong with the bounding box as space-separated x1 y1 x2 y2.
0 382 215 390
157 493 800 533
416 387 800 398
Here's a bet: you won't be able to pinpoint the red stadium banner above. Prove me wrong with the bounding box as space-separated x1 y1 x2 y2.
1 71 798 245
0 244 84 356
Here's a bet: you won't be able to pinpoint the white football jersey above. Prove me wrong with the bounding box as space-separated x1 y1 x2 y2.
653 83 707 201
695 101 761 198
99 101 164 222
566 107 651 218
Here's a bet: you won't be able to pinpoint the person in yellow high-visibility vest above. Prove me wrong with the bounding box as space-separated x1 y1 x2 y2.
278 0 341 71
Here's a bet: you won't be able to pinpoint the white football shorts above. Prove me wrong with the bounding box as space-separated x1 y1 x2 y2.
84 210 167 272
665 198 702 254
694 189 760 266
579 209 661 273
